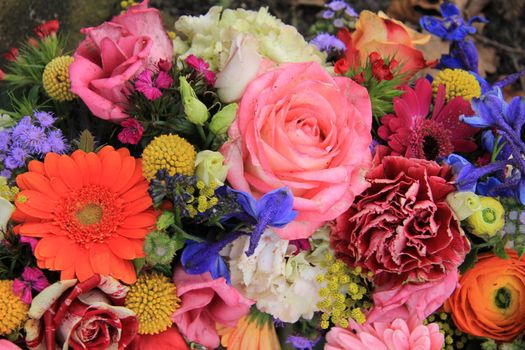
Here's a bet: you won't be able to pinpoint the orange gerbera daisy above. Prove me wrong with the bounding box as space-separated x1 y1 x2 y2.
12 146 156 284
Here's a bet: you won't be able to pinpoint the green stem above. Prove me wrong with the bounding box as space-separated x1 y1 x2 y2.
196 124 207 144
204 131 214 149
172 224 205 243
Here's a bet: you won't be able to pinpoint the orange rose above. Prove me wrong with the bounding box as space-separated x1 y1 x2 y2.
336 11 435 78
446 250 525 341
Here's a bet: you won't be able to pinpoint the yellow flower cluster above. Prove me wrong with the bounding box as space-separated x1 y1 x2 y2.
120 0 138 11
42 56 76 102
142 134 196 180
316 253 372 329
425 312 472 350
432 68 481 102
185 180 219 218
0 177 19 201
0 280 28 336
125 272 180 335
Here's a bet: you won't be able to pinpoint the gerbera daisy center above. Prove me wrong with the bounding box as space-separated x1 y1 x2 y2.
76 203 103 226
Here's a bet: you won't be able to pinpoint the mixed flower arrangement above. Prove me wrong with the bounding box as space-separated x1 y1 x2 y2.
0 0 524 349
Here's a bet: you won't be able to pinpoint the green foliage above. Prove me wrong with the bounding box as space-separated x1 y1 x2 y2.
3 34 69 91
76 129 96 153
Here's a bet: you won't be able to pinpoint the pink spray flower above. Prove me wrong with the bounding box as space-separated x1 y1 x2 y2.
135 70 173 100
325 318 444 350
118 118 144 145
186 54 216 86
12 266 49 304
19 236 38 252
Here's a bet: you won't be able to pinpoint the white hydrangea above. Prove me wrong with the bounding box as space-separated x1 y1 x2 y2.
173 6 324 71
224 229 327 323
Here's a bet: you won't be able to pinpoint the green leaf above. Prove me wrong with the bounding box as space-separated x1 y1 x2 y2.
516 245 525 259
493 241 509 259
173 231 186 252
459 246 479 274
133 258 146 275
77 129 95 152
157 211 175 231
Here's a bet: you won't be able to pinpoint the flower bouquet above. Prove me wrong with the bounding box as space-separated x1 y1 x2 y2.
0 0 524 349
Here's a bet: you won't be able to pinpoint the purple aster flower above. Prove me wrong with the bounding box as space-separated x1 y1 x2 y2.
5 147 27 169
33 111 55 128
0 169 11 178
345 6 358 17
322 10 335 19
21 125 48 153
227 187 297 256
46 129 67 153
333 18 344 28
286 335 320 350
9 116 31 141
0 130 10 152
326 0 348 11
12 267 49 304
272 317 285 328
310 33 346 53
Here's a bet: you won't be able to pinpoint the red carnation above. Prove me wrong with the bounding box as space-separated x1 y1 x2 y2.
35 19 59 38
331 146 470 286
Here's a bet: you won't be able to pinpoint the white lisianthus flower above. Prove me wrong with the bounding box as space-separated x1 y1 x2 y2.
174 7 325 99
0 197 14 234
225 229 326 323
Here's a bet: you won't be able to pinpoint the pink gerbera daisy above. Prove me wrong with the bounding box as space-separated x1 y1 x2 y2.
378 78 478 161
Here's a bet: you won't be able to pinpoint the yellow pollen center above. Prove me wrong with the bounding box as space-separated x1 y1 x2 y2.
141 134 196 180
76 203 103 226
432 68 481 102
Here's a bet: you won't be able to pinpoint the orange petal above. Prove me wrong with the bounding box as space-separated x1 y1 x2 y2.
59 155 82 190
85 152 102 186
120 212 157 229
97 145 115 159
109 251 136 284
35 236 67 258
116 160 144 195
122 196 153 217
44 153 61 179
90 243 111 276
75 248 94 282
60 265 76 280
117 148 130 157
28 160 45 175
108 236 137 259
111 156 136 194
19 222 56 237
129 238 145 257
71 150 90 187
116 227 149 239
100 149 122 188
49 177 70 197
120 182 149 203
54 243 77 270
19 172 60 200
16 191 56 219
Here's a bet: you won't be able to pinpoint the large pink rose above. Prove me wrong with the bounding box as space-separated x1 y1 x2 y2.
331 146 470 286
172 268 253 349
70 0 172 122
221 62 373 239
367 270 459 324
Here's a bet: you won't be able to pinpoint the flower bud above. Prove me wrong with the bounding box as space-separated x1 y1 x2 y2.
209 103 238 135
143 230 177 266
179 76 209 125
195 150 228 186
466 196 505 237
446 191 481 221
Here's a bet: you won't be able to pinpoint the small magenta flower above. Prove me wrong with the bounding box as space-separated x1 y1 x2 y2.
12 267 49 304
19 236 38 252
135 70 173 100
185 54 216 86
118 118 144 145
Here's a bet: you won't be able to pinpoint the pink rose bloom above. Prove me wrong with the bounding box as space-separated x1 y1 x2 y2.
221 62 373 240
70 0 172 122
367 270 459 324
0 340 22 350
172 268 253 349
325 318 444 350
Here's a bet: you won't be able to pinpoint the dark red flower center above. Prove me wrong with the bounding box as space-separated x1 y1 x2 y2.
410 119 453 160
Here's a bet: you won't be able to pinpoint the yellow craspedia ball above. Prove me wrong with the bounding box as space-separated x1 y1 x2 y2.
125 272 180 335
432 69 481 102
0 280 28 336
141 134 196 180
42 55 76 102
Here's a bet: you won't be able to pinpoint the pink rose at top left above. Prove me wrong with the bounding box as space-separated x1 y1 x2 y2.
69 0 173 122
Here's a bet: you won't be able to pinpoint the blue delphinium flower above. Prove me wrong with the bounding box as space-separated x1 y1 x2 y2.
310 33 346 54
420 2 487 42
228 187 297 256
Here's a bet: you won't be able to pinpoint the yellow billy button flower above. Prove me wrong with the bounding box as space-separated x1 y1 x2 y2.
467 196 505 237
432 68 481 102
42 55 76 102
141 134 196 180
125 272 180 335
0 280 28 336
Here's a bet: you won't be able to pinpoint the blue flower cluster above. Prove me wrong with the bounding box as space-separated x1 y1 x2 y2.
0 111 67 178
322 0 358 28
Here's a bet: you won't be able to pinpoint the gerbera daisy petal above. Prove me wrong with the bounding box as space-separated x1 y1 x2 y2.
108 236 137 260
60 265 75 280
90 243 112 276
116 161 144 195
54 244 77 270
116 228 149 239
119 183 149 203
121 213 157 229
122 196 153 217
85 152 102 185
112 156 136 193
75 249 94 281
100 150 122 188
71 150 91 186
109 252 136 284
98 145 115 158
28 160 45 174
19 222 55 236
20 173 59 199
49 177 70 197
35 237 65 258
117 147 130 157
59 155 83 190
44 152 60 178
